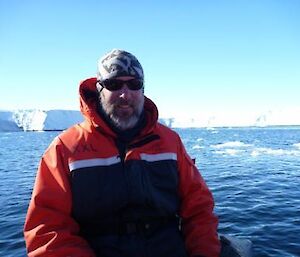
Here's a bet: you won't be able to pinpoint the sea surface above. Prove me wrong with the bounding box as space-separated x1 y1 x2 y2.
0 127 299 257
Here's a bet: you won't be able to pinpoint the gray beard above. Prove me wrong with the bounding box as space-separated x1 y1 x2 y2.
99 96 144 131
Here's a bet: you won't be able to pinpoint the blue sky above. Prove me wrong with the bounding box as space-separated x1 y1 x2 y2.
1 0 299 118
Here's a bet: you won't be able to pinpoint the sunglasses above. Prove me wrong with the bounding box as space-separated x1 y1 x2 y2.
98 79 144 91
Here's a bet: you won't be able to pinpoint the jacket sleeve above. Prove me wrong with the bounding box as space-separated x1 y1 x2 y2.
177 137 221 257
24 137 96 257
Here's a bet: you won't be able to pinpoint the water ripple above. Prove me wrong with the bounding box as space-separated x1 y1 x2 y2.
1 129 300 256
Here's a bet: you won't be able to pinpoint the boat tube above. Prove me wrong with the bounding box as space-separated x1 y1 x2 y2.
220 234 253 257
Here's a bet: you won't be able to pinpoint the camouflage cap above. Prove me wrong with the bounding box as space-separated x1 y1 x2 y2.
97 49 144 82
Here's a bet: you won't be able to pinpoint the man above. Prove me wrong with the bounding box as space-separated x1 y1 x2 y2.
24 49 221 257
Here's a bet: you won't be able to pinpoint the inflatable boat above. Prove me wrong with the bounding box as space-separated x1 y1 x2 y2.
219 234 252 257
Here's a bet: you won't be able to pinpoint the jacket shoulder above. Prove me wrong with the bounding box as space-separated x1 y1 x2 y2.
56 123 87 149
156 122 180 140
154 122 183 152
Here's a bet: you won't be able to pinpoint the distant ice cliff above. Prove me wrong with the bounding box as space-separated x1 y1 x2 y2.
0 110 83 132
0 108 300 132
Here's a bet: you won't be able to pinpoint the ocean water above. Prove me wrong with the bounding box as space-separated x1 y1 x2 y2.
0 127 299 257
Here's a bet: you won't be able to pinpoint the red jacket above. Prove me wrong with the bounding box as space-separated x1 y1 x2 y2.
24 77 220 257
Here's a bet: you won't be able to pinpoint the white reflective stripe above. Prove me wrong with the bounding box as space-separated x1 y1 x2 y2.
140 152 177 162
69 156 121 171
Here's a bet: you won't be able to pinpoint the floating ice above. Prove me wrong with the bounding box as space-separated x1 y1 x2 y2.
211 141 252 149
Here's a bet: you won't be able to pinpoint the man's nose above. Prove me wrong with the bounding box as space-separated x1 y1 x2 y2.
119 84 131 97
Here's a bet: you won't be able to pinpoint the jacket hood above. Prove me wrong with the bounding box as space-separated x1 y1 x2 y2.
78 77 159 138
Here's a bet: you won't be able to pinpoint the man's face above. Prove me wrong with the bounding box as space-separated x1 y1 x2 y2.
99 76 144 130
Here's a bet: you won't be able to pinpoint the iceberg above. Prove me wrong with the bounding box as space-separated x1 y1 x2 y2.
0 110 83 132
0 111 22 132
1 107 300 132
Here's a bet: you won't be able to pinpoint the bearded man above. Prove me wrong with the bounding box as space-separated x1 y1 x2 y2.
24 49 220 257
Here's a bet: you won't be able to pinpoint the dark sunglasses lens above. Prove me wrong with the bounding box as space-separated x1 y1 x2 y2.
127 79 143 90
103 80 123 91
102 79 143 91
